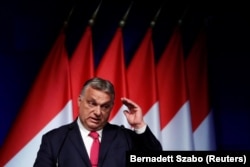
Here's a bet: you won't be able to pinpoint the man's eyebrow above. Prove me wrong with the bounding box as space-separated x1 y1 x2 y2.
101 101 112 106
87 98 111 105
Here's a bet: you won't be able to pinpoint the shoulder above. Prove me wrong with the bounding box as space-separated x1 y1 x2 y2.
43 121 76 139
103 123 138 142
103 123 135 138
104 123 133 133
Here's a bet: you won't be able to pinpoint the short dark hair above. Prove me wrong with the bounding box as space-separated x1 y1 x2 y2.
81 77 115 103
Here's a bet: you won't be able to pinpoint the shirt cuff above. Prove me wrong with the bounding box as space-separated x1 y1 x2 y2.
134 124 147 134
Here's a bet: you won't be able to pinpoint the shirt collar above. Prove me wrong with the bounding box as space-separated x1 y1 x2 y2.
77 117 102 138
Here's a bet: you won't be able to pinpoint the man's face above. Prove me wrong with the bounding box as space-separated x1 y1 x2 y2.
78 86 113 131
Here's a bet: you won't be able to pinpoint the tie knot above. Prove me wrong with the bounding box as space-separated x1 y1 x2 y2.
89 131 99 139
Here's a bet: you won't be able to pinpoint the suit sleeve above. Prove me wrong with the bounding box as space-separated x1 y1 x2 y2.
33 134 56 167
124 126 162 151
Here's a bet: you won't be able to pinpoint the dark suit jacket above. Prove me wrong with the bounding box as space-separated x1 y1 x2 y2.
33 120 162 167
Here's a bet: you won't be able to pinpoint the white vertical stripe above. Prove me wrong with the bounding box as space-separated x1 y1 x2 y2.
143 102 161 142
5 101 73 167
110 105 131 129
161 101 194 150
193 110 216 150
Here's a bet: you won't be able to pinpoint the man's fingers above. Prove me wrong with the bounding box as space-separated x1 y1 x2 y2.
123 110 129 117
121 97 138 109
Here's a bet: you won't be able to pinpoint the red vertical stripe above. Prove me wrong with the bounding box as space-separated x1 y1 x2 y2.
127 28 157 115
186 30 210 131
70 25 94 119
95 27 127 120
157 26 188 129
0 29 71 165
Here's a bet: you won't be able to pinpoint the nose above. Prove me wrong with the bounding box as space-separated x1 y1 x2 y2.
94 106 101 115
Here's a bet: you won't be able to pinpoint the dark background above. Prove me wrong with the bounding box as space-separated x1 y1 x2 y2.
0 0 250 150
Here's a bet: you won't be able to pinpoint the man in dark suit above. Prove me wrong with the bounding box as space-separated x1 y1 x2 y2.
34 77 162 167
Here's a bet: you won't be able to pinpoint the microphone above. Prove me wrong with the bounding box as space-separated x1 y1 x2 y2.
56 124 74 167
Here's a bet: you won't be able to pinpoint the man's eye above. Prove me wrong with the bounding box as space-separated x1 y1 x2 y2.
88 101 96 107
101 104 111 110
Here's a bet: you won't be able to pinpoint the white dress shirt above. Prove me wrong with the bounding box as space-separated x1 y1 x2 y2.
77 117 147 157
77 118 102 157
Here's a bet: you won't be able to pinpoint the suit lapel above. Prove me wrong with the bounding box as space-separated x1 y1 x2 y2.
68 121 91 167
98 123 118 165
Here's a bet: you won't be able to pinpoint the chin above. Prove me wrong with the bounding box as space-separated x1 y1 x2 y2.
88 123 100 130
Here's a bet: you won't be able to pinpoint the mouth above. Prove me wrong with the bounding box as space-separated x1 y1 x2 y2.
89 117 100 124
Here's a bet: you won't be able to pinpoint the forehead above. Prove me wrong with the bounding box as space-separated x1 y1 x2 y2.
84 86 111 102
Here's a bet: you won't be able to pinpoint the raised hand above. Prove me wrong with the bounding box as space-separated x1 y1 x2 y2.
121 97 146 129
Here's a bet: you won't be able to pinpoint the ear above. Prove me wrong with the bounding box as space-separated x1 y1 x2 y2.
78 95 82 107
